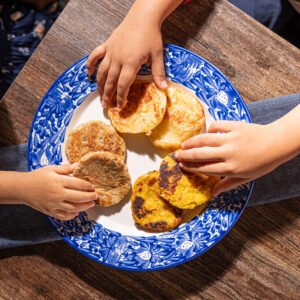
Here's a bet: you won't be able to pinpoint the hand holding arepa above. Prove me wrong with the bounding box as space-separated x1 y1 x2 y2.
86 0 184 109
175 114 300 196
86 10 167 109
21 164 98 220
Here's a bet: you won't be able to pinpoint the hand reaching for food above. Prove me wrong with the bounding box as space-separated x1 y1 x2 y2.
175 105 300 196
86 0 183 109
0 164 98 221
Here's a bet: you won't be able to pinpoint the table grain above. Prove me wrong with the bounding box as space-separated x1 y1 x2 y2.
0 0 299 299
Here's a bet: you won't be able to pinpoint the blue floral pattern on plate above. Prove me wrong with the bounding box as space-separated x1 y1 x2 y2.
28 44 253 271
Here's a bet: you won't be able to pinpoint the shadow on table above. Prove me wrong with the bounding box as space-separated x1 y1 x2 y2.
0 198 298 299
163 0 218 50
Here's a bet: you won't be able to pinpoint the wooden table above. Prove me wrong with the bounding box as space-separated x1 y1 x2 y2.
0 0 299 298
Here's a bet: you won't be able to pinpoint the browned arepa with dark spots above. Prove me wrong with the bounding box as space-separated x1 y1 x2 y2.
131 171 183 232
159 154 219 210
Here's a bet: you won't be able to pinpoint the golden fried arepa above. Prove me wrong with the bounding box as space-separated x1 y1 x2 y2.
73 151 131 207
108 81 167 134
149 83 205 151
159 154 219 210
131 171 183 232
66 120 126 163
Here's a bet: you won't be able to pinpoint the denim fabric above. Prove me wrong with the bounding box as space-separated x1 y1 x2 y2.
229 0 281 29
0 95 299 249
0 144 60 249
247 94 300 206
228 0 300 47
0 143 28 171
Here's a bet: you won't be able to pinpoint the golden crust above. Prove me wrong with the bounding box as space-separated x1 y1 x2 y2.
131 171 183 232
108 81 167 134
149 83 205 151
73 151 131 207
159 154 219 209
65 120 126 163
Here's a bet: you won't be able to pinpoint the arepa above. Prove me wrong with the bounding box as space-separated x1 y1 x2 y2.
149 83 205 151
108 81 167 134
159 154 219 210
66 120 126 163
73 151 131 207
131 171 183 232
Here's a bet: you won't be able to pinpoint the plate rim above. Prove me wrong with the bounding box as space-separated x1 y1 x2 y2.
28 43 254 271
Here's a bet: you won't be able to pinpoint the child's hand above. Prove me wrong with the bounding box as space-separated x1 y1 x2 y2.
21 164 98 220
87 11 167 109
175 121 288 196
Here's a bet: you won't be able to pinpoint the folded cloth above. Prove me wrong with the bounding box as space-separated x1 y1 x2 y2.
0 143 28 171
247 94 300 206
0 144 60 250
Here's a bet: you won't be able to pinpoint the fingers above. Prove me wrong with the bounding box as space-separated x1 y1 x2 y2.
212 177 249 197
179 161 228 176
53 198 97 220
182 133 224 149
53 209 79 221
116 65 138 108
86 44 106 77
208 121 241 133
151 47 168 89
96 56 111 100
102 63 122 108
63 176 94 191
175 147 223 163
45 163 77 175
64 190 99 203
60 200 95 213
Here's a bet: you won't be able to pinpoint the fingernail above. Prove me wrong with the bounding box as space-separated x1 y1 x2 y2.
94 194 99 200
179 162 190 169
212 191 219 197
71 163 78 168
181 142 186 148
161 80 168 89
91 201 96 207
88 73 96 82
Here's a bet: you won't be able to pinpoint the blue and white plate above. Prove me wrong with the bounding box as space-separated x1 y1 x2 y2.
28 44 253 271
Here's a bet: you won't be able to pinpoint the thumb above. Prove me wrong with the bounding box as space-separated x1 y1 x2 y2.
213 177 249 197
151 48 168 90
45 163 78 175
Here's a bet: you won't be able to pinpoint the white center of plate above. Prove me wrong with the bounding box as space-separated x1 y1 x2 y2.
61 81 214 237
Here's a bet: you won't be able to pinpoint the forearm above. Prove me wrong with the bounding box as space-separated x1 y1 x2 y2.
125 0 183 27
269 104 300 164
0 171 26 204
